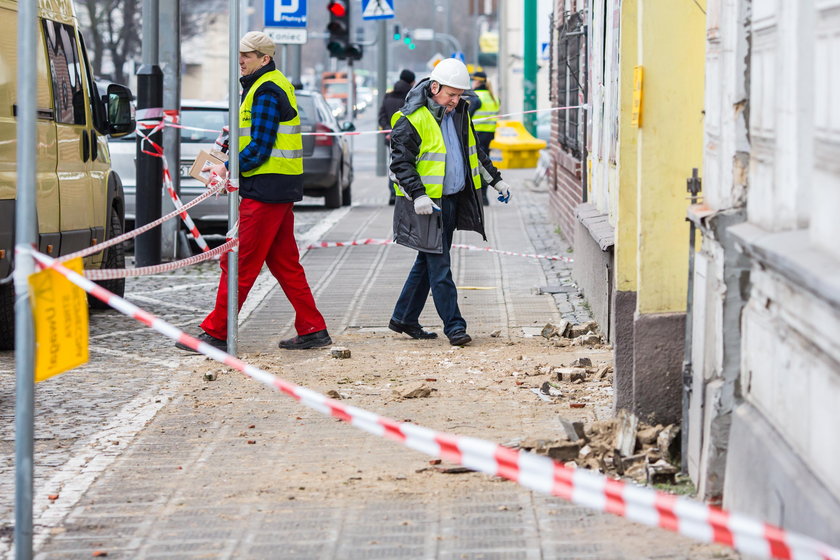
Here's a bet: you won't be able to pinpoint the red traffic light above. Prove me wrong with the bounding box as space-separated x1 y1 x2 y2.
327 0 347 17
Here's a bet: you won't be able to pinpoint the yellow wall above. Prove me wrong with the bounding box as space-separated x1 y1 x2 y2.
615 0 638 293
635 0 705 314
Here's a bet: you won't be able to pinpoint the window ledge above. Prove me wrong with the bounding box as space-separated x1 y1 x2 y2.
729 223 840 311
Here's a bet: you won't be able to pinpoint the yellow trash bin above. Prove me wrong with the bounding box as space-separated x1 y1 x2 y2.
488 120 547 169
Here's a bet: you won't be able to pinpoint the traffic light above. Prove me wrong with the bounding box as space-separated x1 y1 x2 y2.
326 0 350 59
393 24 401 41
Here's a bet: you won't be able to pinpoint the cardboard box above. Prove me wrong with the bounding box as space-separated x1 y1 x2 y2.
189 149 228 185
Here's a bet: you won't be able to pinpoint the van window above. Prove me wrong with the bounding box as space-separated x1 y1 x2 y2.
42 19 85 125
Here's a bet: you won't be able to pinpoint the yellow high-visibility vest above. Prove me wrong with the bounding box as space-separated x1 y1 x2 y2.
391 107 481 198
473 89 500 133
238 69 303 176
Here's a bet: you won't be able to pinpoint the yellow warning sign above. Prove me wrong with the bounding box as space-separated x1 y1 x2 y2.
29 258 88 382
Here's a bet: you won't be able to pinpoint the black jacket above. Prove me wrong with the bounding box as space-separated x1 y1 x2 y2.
377 79 413 143
390 78 503 253
237 61 303 204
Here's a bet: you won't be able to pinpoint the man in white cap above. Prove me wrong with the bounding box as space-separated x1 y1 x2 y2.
388 57 512 346
177 31 332 352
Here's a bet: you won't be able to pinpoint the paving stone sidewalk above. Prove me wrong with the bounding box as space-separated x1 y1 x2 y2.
10 165 737 559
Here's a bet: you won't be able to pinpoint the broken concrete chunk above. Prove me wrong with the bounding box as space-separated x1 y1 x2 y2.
558 417 587 442
657 424 681 463
637 425 663 445
555 367 587 382
596 365 613 380
571 334 602 347
568 320 599 338
614 409 639 458
326 390 342 399
489 329 502 338
330 347 351 359
401 384 433 399
546 441 583 462
539 381 563 397
570 357 593 368
541 320 570 339
646 459 679 485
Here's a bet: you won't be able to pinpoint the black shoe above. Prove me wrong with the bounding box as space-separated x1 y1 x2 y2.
389 319 438 340
448 331 472 346
176 331 227 353
278 329 332 350
388 193 396 206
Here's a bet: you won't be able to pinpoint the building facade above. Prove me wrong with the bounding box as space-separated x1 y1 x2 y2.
689 0 840 544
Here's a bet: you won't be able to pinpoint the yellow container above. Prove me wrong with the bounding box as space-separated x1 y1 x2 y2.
487 120 547 169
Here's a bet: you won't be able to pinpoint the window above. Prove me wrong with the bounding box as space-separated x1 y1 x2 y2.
553 11 584 158
42 19 85 125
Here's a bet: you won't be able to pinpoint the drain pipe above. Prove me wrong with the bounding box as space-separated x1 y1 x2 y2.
681 167 702 472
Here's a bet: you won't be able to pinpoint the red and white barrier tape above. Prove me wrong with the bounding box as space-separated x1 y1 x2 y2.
58 182 226 263
154 104 584 138
136 115 212 251
25 247 840 560
304 238 573 263
84 238 238 281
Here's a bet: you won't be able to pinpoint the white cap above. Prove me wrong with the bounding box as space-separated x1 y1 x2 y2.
429 58 471 90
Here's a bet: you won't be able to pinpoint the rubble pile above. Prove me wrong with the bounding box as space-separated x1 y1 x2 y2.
540 320 604 347
509 410 681 486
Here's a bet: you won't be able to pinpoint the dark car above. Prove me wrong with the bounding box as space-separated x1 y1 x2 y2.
109 92 354 234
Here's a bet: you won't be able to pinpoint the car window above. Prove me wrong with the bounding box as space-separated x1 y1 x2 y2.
315 97 339 129
43 19 86 125
295 95 315 125
181 108 228 143
323 82 348 95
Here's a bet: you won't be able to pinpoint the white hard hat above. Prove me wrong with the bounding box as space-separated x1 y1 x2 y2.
429 58 471 90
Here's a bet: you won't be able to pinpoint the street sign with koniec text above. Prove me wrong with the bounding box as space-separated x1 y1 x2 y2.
361 0 395 20
263 27 308 44
265 0 307 28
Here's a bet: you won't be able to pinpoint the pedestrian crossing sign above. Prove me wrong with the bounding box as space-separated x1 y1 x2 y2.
361 0 395 20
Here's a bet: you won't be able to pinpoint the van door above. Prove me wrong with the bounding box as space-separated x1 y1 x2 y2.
0 6 60 277
42 18 94 256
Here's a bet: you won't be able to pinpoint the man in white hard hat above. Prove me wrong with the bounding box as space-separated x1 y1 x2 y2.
387 57 512 347
177 31 332 352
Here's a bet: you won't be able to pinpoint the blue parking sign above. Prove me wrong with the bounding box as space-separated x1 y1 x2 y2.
265 0 307 28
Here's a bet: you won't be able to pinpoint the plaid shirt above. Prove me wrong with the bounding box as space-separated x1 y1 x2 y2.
239 92 281 173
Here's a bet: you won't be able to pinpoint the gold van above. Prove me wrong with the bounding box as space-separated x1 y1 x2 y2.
0 0 134 349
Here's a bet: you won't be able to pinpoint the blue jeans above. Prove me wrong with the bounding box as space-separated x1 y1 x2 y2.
391 196 467 338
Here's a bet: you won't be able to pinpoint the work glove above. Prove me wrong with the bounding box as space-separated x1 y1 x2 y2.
413 195 441 215
492 180 512 204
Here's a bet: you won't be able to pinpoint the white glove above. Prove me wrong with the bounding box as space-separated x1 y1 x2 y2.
492 180 511 203
413 195 441 215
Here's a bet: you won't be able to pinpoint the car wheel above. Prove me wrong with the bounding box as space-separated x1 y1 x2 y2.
0 282 12 350
341 184 351 206
89 206 126 309
325 164 343 209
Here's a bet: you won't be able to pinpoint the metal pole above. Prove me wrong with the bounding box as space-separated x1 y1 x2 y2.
288 44 302 83
135 0 163 266
498 0 508 114
160 0 182 260
523 0 537 135
14 1 37 558
227 0 240 355
376 19 387 177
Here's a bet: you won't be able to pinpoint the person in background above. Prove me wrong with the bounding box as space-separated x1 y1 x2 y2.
176 31 332 353
388 58 511 347
378 69 415 205
470 71 500 206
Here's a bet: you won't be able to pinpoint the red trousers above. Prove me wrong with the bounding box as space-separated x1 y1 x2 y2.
200 198 326 340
